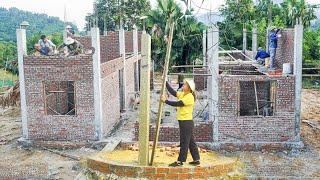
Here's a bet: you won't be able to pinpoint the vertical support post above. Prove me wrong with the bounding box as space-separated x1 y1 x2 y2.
133 24 139 91
138 33 151 166
266 26 270 52
252 24 258 60
150 22 175 166
16 28 28 139
243 28 247 52
133 24 139 56
202 29 207 66
119 23 127 110
91 27 103 140
294 23 303 141
207 25 219 142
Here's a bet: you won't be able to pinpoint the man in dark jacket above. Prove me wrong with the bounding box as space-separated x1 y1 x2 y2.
255 47 270 65
269 27 281 70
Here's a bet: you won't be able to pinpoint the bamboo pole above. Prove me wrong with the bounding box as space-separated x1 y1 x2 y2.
149 21 175 166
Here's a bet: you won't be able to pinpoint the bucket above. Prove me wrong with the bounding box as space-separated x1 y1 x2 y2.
282 63 292 74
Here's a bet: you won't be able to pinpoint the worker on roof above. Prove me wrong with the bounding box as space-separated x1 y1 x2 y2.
255 47 270 66
161 79 200 167
268 27 281 70
65 25 75 37
38 35 56 56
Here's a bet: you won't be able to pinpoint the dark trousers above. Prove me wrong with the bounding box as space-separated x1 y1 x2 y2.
178 120 200 162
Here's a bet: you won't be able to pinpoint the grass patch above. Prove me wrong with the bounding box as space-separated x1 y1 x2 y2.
0 69 18 87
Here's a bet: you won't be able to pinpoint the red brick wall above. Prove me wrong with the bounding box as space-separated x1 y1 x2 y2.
100 57 124 136
218 75 296 142
125 31 133 54
274 29 294 70
133 121 213 142
194 68 207 91
75 32 120 63
23 55 96 141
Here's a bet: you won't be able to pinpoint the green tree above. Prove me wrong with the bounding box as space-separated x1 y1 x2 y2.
85 0 151 32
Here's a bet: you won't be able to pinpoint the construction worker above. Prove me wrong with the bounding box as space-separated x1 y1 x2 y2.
269 27 281 70
66 25 75 37
38 35 56 55
255 47 270 66
161 79 200 167
58 37 84 56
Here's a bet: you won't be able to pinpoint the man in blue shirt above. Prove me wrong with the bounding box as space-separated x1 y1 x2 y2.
269 28 281 70
255 47 270 65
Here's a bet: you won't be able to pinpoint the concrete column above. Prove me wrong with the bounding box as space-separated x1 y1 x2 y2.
294 24 303 141
138 33 151 166
252 24 258 60
243 28 247 52
202 29 207 65
119 24 127 109
133 24 139 56
266 26 270 52
91 27 103 140
16 28 28 139
207 25 219 142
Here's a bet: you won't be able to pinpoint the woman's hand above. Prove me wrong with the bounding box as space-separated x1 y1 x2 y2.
161 94 168 102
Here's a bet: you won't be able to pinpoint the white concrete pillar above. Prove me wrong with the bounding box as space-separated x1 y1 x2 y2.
294 24 303 141
91 27 103 140
202 29 207 65
16 28 28 139
119 23 127 109
207 25 219 142
252 24 258 60
266 26 270 52
133 24 139 56
243 28 247 52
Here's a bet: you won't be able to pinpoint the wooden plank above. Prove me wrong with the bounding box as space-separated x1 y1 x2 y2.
150 22 175 166
138 33 151 166
254 81 259 116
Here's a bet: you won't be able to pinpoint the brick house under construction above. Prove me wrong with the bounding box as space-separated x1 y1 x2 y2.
17 27 143 142
17 24 304 150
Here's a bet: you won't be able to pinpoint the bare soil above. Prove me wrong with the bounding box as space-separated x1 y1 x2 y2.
0 89 319 179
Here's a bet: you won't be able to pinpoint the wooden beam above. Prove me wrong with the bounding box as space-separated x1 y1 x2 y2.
138 33 151 166
150 22 175 166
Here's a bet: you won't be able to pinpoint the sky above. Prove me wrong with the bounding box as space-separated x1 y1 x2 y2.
1 0 319 30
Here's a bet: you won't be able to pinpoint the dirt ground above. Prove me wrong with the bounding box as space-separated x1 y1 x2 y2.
0 89 319 179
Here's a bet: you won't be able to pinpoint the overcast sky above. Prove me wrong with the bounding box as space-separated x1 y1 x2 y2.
1 0 319 30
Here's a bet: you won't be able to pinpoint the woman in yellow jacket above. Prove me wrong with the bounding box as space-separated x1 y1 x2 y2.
161 79 200 167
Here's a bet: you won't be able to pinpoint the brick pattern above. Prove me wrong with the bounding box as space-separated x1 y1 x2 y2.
23 55 96 141
218 74 296 142
194 68 207 91
125 31 133 54
133 121 213 142
75 32 120 63
86 152 237 179
274 29 294 69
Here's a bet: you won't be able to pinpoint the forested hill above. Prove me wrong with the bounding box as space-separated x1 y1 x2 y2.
0 7 77 42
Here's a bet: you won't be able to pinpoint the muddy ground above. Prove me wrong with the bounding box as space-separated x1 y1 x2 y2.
0 89 319 179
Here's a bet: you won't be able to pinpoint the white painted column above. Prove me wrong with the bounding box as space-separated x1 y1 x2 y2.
207 25 219 142
294 24 303 141
266 26 270 52
202 29 207 66
133 24 139 56
119 24 127 109
243 28 247 52
91 27 103 140
252 24 258 60
16 28 28 139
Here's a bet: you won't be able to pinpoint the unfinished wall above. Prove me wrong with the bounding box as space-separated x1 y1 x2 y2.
274 29 294 70
133 122 213 142
75 32 120 63
125 31 133 54
218 75 296 143
100 57 124 136
24 55 96 141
